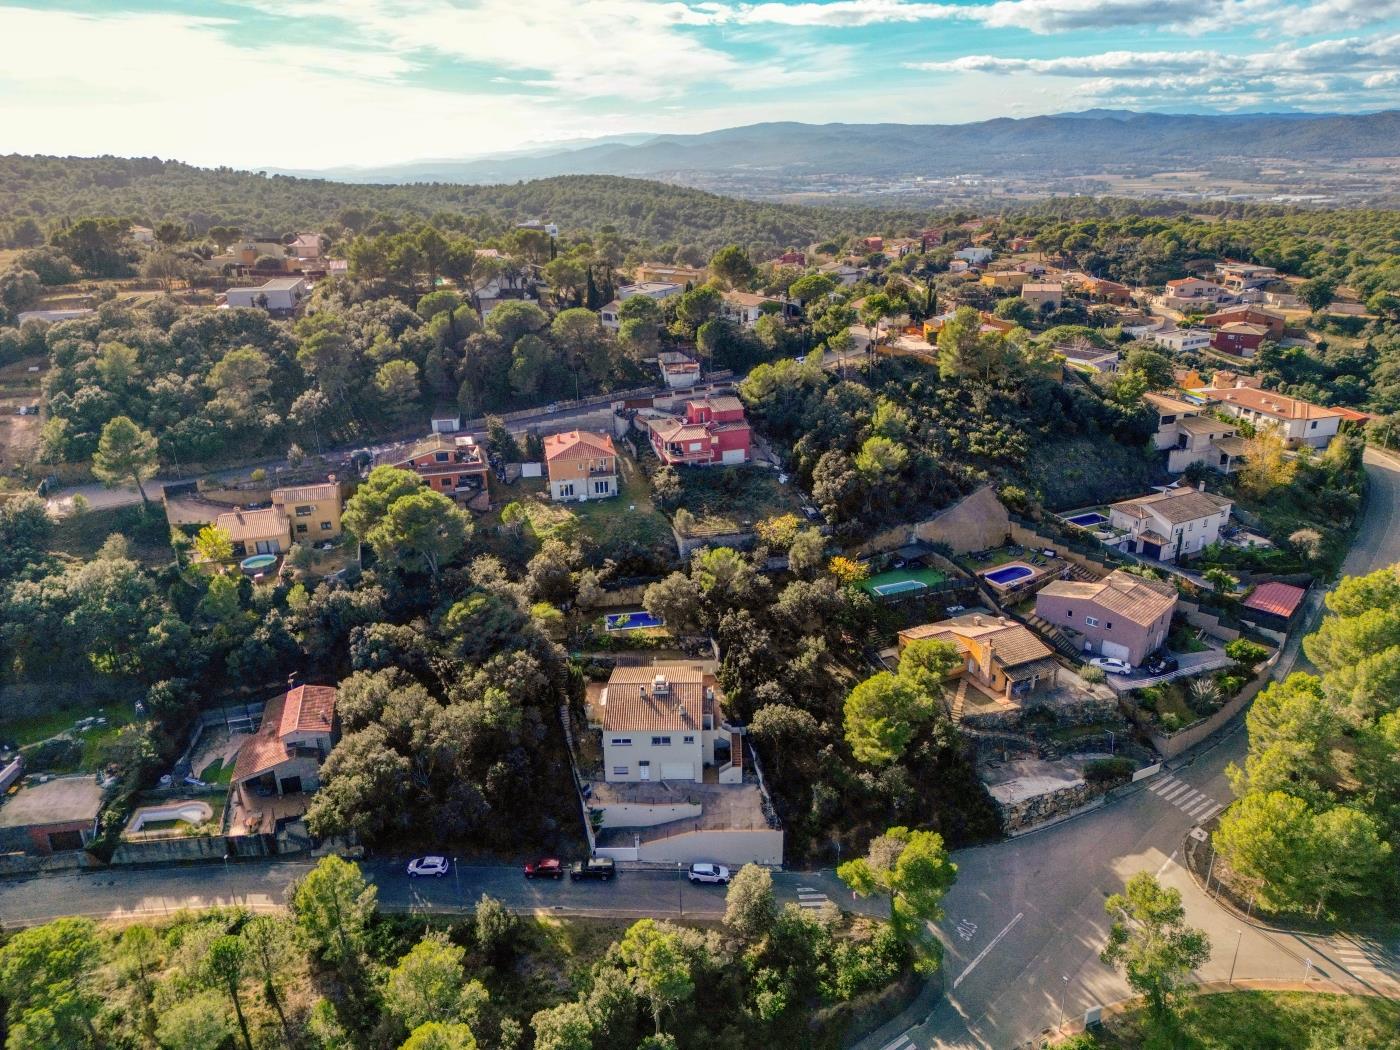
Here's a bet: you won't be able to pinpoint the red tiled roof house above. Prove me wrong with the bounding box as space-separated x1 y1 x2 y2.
544 430 617 502
232 684 338 804
643 396 751 467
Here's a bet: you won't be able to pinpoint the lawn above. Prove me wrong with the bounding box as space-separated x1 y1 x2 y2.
672 465 804 537
49 503 174 567
198 757 236 786
487 451 676 571
5 703 139 774
860 566 949 597
1075 990 1400 1049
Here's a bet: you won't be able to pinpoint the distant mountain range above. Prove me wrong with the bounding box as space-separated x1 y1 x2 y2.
269 111 1400 186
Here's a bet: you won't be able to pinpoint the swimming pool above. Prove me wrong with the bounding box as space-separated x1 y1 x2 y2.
873 578 926 596
1065 512 1108 528
240 553 278 573
604 611 664 632
860 567 949 598
981 563 1037 587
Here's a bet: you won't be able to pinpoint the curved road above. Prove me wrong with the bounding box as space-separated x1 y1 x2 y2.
857 447 1400 1050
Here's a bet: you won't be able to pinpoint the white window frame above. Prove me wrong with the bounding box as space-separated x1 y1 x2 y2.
1084 616 1100 627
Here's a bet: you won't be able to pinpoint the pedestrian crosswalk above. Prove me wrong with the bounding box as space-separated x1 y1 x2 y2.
1146 773 1225 823
879 1032 917 1050
796 884 834 911
1329 939 1400 992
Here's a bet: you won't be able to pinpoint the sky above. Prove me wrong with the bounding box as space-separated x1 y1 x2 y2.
3 0 1400 169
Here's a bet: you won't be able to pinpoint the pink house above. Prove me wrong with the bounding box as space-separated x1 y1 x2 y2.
645 395 751 467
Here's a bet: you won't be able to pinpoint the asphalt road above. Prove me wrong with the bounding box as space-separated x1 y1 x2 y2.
861 445 1400 1050
0 858 868 928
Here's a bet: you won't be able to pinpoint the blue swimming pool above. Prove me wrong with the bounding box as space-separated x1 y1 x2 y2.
604 611 664 632
1066 512 1108 528
982 564 1036 587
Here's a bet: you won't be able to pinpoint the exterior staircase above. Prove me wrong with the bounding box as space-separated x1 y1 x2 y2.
1063 561 1105 582
1024 613 1085 661
948 679 970 722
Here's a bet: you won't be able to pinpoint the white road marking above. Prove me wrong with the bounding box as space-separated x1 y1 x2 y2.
879 1035 911 1050
1160 783 1192 802
1155 849 1179 877
953 912 1023 989
1198 802 1224 821
1185 796 1217 817
1148 776 1177 794
1176 789 1203 807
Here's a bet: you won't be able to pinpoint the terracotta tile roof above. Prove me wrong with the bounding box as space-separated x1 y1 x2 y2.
1112 488 1232 526
272 481 340 503
600 664 720 732
1143 391 1199 415
698 395 744 413
1243 582 1306 618
724 291 783 309
215 507 290 543
233 691 291 783
1205 387 1343 422
279 685 336 736
233 686 337 783
901 616 1053 668
1040 570 1176 628
544 430 616 461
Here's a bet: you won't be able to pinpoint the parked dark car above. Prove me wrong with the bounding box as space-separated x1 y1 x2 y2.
1145 652 1180 676
570 858 616 881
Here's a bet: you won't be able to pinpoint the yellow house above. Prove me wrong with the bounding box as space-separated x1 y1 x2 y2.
272 481 343 542
980 271 1030 290
216 508 292 558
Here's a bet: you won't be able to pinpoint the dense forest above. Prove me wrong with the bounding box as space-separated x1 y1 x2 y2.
0 856 917 1050
0 156 935 258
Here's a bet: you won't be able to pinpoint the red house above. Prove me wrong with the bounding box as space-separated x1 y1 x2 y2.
776 250 806 266
645 396 751 467
385 433 490 501
1210 322 1268 358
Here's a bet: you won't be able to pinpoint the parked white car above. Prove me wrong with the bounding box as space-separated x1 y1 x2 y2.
1089 657 1134 676
687 863 730 884
407 856 451 878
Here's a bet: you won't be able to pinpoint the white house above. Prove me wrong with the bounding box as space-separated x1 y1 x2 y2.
1151 327 1212 353
720 291 795 329
129 225 156 246
599 300 622 331
1203 385 1344 449
290 233 323 259
954 247 994 266
1140 392 1242 474
1108 485 1233 563
225 277 308 312
618 282 682 302
597 664 741 785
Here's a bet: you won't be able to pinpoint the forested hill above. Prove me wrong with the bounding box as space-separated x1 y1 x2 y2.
0 155 932 254
284 111 1400 183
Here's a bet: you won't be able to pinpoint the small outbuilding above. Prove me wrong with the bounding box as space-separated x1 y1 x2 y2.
0 776 104 854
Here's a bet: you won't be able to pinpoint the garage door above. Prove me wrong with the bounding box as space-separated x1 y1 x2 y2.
660 763 694 781
1101 640 1132 661
720 448 746 464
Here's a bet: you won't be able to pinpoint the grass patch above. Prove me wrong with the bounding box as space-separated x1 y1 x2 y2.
860 567 949 596
1077 990 1400 1048
50 503 173 567
674 465 803 537
198 757 236 786
487 452 675 573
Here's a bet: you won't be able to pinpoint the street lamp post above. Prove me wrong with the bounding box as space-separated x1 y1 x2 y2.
1304 957 1314 984
1229 929 1243 985
454 856 461 910
676 862 684 917
1058 974 1069 1032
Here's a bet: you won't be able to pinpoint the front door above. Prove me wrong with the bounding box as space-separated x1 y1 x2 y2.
638 761 651 781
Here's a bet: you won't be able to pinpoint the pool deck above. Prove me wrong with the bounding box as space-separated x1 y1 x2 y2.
977 561 1046 590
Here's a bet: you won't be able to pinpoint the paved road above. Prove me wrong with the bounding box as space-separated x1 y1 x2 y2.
861 446 1400 1050
0 858 866 929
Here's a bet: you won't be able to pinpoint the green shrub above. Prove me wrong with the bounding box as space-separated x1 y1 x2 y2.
1081 666 1106 684
1084 757 1135 786
1225 638 1270 670
1217 673 1247 697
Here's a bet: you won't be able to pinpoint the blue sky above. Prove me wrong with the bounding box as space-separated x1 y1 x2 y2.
4 0 1400 168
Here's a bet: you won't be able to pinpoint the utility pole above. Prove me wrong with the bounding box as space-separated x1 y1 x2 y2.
1058 975 1070 1032
1229 929 1243 985
676 862 684 917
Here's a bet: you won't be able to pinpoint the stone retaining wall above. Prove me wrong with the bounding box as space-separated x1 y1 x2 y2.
999 781 1098 834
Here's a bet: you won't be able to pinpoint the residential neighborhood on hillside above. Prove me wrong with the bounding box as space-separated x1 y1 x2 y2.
3 87 1400 1050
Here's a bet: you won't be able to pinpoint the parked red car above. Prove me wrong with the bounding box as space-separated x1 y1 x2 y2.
524 858 564 879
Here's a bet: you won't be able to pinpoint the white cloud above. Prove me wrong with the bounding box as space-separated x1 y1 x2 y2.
0 6 599 166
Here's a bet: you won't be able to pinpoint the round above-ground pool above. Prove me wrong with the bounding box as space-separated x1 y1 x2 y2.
240 553 278 573
981 562 1037 588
